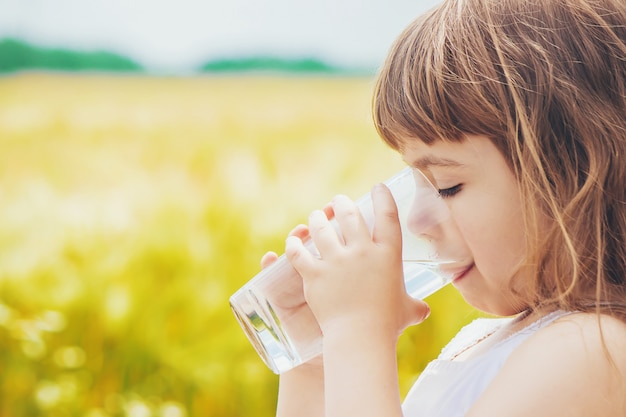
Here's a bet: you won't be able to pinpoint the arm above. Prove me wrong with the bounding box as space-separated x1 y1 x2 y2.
261 249 325 417
276 359 325 417
321 321 404 416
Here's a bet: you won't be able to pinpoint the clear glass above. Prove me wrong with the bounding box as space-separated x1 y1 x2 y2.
229 167 456 374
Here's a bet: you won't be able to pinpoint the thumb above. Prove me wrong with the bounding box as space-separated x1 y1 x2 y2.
370 183 402 245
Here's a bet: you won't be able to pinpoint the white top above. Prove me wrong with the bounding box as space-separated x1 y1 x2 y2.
402 311 571 416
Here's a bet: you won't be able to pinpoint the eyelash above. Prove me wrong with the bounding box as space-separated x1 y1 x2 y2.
438 184 463 199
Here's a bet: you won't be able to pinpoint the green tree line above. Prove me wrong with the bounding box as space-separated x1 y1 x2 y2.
0 38 371 75
200 56 339 74
0 38 144 73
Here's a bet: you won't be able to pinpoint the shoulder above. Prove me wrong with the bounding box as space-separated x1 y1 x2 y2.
467 312 626 417
529 311 626 350
526 312 626 372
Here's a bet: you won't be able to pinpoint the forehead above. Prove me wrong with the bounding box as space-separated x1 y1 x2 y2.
404 153 466 171
400 135 511 175
401 137 475 168
401 136 520 199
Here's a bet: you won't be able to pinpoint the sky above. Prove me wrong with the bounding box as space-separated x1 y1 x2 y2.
0 0 441 73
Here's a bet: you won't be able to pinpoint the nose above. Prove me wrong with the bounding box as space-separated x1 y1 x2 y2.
406 171 450 238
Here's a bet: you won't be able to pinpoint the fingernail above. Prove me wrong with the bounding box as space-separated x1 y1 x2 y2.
329 195 346 206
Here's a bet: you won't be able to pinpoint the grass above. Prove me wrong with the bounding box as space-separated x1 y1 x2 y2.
0 73 481 417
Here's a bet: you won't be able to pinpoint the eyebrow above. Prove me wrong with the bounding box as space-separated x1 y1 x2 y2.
404 155 465 170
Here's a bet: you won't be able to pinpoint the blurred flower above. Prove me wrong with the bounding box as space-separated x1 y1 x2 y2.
34 380 62 410
124 399 153 417
56 372 82 402
10 319 42 342
0 302 14 327
105 284 132 324
54 346 86 369
21 339 47 360
10 318 48 359
158 402 186 417
37 310 67 332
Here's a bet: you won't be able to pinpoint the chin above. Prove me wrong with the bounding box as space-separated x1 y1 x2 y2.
460 292 525 317
475 302 528 318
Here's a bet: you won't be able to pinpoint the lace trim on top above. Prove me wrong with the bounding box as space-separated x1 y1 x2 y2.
438 310 572 361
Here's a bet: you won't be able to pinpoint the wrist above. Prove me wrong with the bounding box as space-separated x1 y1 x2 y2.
321 317 399 358
320 319 402 417
321 314 401 343
279 355 324 385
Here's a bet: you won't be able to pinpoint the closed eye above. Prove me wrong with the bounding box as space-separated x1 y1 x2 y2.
438 184 462 199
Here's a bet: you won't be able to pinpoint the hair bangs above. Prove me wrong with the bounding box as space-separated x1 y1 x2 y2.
373 1 509 152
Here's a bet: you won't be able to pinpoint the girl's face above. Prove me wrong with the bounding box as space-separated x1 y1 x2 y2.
403 134 529 316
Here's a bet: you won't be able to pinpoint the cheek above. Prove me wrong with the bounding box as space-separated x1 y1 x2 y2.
452 200 526 272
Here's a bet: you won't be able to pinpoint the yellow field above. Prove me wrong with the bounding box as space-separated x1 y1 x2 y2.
0 74 481 416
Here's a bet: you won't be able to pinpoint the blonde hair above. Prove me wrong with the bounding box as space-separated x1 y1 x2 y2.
373 0 626 317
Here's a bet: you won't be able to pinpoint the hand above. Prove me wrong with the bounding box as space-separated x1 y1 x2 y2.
261 224 309 267
259 206 333 313
268 229 325 417
285 184 430 340
259 225 324 368
259 224 314 314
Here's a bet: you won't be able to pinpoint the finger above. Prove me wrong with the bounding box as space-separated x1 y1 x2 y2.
331 194 369 244
260 251 279 269
405 299 431 327
285 235 317 275
307 209 342 254
288 224 310 240
370 183 402 246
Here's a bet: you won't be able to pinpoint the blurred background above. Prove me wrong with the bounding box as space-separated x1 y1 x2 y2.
0 0 483 416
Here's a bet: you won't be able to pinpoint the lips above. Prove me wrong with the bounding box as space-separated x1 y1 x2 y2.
441 262 474 283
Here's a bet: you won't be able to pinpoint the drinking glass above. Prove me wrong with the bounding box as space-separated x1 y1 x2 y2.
229 167 456 374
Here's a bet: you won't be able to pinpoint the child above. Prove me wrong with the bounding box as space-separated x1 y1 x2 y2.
263 0 626 415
